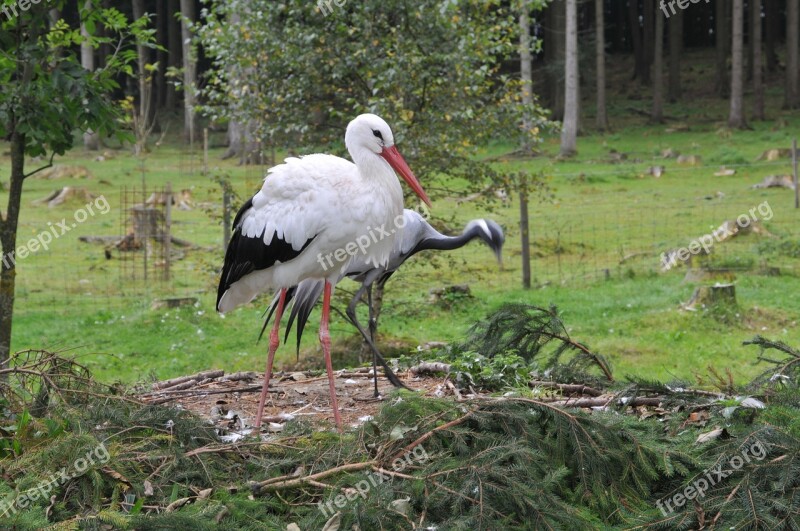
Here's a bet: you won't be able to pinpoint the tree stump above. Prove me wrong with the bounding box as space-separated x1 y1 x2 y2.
34 187 96 208
131 206 165 244
684 283 737 310
151 297 199 310
683 268 737 283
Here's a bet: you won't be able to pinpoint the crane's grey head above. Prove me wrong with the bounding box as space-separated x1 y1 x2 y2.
345 113 395 155
465 219 505 264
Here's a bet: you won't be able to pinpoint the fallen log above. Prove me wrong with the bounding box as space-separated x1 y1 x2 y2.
410 362 452 375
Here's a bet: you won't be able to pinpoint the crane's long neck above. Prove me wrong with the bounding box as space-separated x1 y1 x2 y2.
410 225 483 258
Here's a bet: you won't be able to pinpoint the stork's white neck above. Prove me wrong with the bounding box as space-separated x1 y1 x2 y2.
350 148 403 202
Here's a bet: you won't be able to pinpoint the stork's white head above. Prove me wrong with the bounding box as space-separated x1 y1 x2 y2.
344 113 431 207
345 113 395 155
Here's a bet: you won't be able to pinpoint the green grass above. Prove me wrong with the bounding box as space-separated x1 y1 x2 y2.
2 51 800 387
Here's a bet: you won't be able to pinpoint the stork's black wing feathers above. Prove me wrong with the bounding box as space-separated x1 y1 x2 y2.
216 199 315 310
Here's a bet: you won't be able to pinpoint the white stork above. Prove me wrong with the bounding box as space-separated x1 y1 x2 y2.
216 114 430 430
263 211 505 395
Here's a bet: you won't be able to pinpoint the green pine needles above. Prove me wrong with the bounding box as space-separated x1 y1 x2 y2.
1 306 799 529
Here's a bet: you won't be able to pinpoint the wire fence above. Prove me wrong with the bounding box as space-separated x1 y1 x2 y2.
9 150 800 319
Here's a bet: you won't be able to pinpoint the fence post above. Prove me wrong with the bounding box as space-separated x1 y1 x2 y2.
222 187 231 249
519 173 531 289
793 138 798 209
164 183 172 281
203 128 209 176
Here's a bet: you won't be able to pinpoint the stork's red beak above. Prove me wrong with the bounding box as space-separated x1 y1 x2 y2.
380 145 432 207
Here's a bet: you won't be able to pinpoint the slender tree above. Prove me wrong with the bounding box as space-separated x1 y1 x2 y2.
222 3 260 164
668 9 682 101
0 2 148 369
180 0 197 144
752 0 765 120
521 0 536 150
652 1 664 123
595 0 608 130
716 0 730 98
80 0 99 150
545 0 565 120
132 0 153 154
560 0 578 156
764 0 778 72
785 0 799 108
165 0 180 110
155 0 168 109
628 0 648 83
643 0 655 75
729 0 747 128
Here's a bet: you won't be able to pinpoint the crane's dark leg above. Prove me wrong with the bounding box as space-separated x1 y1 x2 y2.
320 280 343 431
366 285 378 397
256 288 286 429
345 284 409 395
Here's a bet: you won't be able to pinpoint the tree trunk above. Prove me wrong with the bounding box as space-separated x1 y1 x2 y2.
652 1 664 123
80 0 99 151
628 0 648 83
668 9 682 101
132 0 153 154
545 0 566 120
165 0 181 110
180 0 197 145
222 5 261 164
716 0 730 98
614 0 626 52
97 0 111 69
560 0 578 156
595 0 608 130
0 131 26 369
155 0 168 110
642 0 655 77
764 0 778 72
785 0 799 108
520 0 537 149
752 0 765 120
132 0 148 108
746 0 753 81
729 0 747 128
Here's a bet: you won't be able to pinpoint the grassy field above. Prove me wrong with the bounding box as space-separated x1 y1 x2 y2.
2 66 800 387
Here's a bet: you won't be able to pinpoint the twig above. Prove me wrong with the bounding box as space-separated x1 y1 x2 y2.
372 467 417 480
542 396 662 408
251 461 376 493
151 370 225 390
387 411 473 464
140 385 265 404
528 381 603 397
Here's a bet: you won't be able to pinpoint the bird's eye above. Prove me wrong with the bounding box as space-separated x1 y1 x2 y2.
372 130 384 141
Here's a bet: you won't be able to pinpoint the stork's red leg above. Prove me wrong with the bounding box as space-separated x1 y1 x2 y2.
320 280 343 431
255 288 287 429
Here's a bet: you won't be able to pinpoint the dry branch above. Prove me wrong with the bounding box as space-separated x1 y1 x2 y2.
251 461 376 493
151 370 224 390
529 381 603 397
